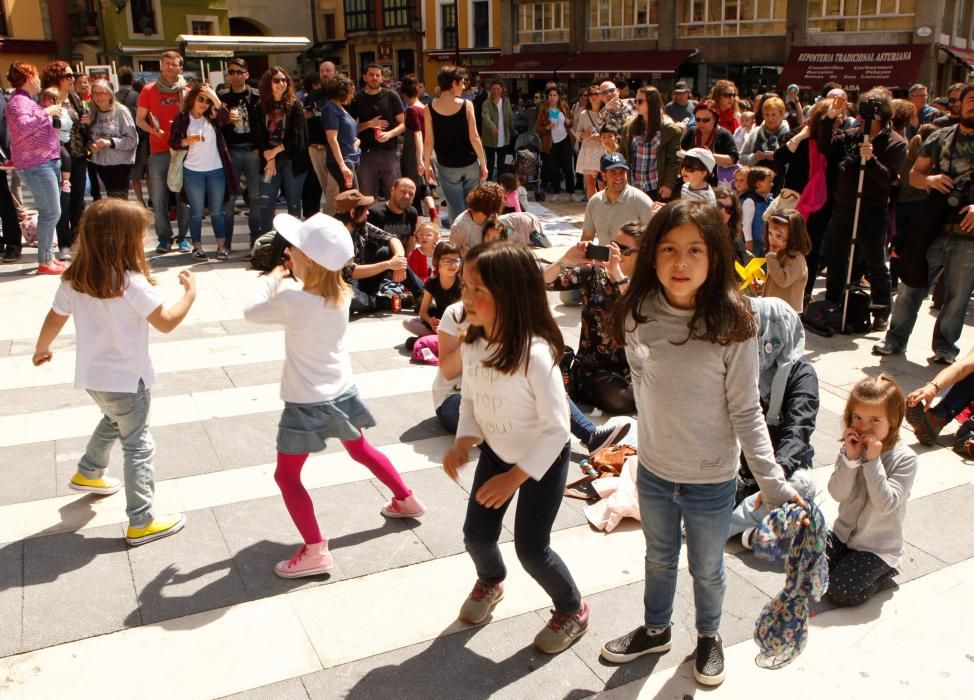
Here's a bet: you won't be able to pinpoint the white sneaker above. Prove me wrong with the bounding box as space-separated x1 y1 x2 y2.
571 193 586 203
57 247 72 261
548 193 560 202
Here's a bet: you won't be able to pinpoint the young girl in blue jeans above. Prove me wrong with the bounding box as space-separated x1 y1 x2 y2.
600 200 804 686
244 213 425 579
32 199 196 546
443 241 588 655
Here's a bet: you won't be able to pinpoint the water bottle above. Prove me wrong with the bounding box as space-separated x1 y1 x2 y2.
579 459 597 478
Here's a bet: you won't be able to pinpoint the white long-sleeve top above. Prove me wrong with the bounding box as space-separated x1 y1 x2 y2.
828 442 917 567
242 276 353 404
457 336 570 481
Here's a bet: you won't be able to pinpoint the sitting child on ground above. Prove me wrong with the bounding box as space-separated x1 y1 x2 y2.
407 222 439 283
404 241 462 364
826 374 916 607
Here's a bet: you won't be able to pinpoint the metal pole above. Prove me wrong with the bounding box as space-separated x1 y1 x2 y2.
454 0 460 66
840 125 871 333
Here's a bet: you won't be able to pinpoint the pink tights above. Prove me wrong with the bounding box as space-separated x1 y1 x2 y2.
274 432 412 544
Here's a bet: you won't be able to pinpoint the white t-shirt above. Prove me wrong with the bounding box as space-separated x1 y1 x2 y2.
52 273 164 392
431 302 467 409
457 335 570 481
494 98 507 147
548 108 568 144
184 116 222 172
243 277 353 404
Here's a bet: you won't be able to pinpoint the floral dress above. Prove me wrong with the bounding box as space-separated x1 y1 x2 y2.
548 264 630 397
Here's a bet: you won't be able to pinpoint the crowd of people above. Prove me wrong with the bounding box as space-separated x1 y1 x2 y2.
12 53 974 688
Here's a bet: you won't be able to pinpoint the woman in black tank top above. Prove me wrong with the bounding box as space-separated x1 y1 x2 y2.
423 66 487 224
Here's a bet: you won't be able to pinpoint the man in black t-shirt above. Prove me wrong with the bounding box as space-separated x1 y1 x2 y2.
367 177 419 252
348 63 405 200
218 57 262 248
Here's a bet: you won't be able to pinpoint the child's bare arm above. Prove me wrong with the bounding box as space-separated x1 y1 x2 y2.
147 270 197 334
33 309 70 365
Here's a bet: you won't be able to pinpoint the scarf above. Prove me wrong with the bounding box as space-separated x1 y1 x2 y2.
694 126 716 150
796 139 828 220
155 74 187 94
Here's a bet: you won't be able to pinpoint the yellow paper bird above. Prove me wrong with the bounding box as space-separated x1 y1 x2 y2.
736 257 767 291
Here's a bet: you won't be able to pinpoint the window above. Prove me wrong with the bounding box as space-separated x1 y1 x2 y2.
517 2 570 45
69 0 99 38
383 0 414 29
678 0 786 37
130 0 159 36
359 51 376 78
323 13 336 39
807 0 916 33
589 1 659 41
441 3 458 49
345 0 375 32
397 49 415 79
0 1 6 36
191 20 214 35
473 1 490 47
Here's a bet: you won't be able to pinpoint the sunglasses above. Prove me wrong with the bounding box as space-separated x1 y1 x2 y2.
721 92 737 98
64 74 76 79
272 77 288 84
717 202 735 213
601 88 616 95
635 98 647 105
695 117 713 123
615 244 638 257
227 69 246 76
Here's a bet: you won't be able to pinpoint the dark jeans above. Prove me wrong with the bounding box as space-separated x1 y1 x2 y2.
56 153 89 249
463 441 581 613
825 532 895 608
0 170 20 253
932 372 974 422
350 244 424 314
436 393 461 433
824 205 891 315
302 160 323 218
87 158 101 200
94 163 133 199
891 199 925 289
541 139 574 195
484 144 510 182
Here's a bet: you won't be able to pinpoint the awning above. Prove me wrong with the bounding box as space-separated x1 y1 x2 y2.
559 49 696 79
479 52 574 79
938 43 974 71
425 48 501 69
175 35 312 58
778 44 927 93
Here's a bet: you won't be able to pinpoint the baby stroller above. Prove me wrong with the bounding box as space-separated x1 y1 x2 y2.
513 132 543 201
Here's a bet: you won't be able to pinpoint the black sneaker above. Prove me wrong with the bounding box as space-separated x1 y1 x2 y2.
872 315 889 332
600 625 671 663
694 634 725 686
587 422 631 454
2 247 21 263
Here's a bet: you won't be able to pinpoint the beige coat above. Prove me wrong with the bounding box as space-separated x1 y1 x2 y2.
764 251 808 313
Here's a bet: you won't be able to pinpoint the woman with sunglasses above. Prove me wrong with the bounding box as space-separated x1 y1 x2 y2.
170 82 235 260
87 79 138 199
680 100 739 185
41 61 89 261
574 86 605 199
255 67 309 235
708 79 741 133
542 222 642 415
620 86 681 202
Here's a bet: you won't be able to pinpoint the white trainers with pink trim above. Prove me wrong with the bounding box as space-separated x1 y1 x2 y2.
380 493 426 519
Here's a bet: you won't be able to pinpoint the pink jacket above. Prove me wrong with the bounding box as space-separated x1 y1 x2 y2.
8 89 60 170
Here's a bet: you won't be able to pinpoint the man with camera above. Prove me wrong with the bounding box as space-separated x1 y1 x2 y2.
819 89 906 330
874 82 974 364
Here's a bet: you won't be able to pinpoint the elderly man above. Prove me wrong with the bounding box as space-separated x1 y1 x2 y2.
598 81 636 133
664 81 696 123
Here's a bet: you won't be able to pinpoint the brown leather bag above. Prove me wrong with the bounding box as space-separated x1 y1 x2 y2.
590 444 637 477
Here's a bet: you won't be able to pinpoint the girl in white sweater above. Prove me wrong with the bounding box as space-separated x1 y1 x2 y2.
827 374 916 607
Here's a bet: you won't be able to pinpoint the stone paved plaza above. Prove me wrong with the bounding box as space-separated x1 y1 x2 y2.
0 201 973 699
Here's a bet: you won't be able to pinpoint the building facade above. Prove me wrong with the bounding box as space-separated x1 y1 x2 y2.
419 0 501 87
1 0 59 69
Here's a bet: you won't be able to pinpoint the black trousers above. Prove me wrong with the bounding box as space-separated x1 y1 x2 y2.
541 138 574 195
825 532 896 608
824 204 891 315
0 170 21 253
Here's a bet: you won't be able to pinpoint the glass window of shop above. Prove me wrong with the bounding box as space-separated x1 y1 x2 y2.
589 1 659 41
678 0 786 37
518 2 570 45
807 0 916 33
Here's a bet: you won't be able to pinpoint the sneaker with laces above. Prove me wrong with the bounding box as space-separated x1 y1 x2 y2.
274 542 334 579
601 624 672 663
587 422 631 454
459 580 504 625
178 239 192 253
872 315 889 332
56 247 72 262
932 350 956 365
192 247 208 260
871 341 900 357
906 403 948 446
694 634 725 686
69 473 122 495
534 601 590 654
216 247 229 260
125 513 186 546
155 240 172 254
381 492 426 518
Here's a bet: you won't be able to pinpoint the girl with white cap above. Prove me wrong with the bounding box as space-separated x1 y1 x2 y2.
244 212 425 579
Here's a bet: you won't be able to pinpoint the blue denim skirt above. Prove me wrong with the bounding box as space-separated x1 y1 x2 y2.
277 385 376 454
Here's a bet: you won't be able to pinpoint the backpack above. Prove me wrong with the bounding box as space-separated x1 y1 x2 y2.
249 231 288 272
801 290 871 337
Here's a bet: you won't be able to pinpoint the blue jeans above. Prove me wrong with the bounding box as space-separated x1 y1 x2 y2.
259 160 306 234
147 151 189 244
225 147 261 246
436 393 461 433
885 233 974 359
728 470 817 538
569 401 596 447
77 380 155 527
463 441 581 613
932 371 974 422
183 167 227 245
18 158 61 265
638 467 737 635
437 160 481 223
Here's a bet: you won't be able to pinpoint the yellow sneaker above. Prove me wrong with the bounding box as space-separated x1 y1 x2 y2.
68 473 122 495
126 513 186 547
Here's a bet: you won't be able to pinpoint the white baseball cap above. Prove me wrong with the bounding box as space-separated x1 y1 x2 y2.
677 147 717 174
273 213 354 272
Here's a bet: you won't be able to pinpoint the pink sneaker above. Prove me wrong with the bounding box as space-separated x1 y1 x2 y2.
381 492 426 519
274 542 334 579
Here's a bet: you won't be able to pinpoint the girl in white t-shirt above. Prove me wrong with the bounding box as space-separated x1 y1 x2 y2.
32 199 197 546
443 241 587 654
244 213 425 579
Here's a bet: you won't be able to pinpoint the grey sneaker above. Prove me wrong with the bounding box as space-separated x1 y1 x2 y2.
192 247 208 260
534 601 589 654
216 247 229 260
458 580 504 625
871 341 900 356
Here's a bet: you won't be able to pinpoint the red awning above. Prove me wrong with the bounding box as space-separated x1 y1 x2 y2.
478 52 575 79
778 44 927 93
559 50 696 79
939 43 974 71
